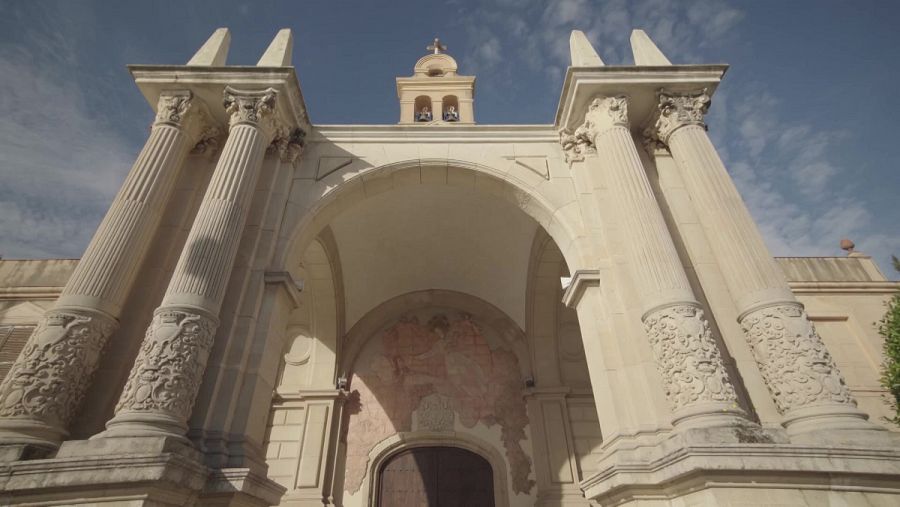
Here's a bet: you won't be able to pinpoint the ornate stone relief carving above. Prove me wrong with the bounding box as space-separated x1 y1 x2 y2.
416 394 454 432
269 125 306 163
559 124 595 164
0 310 114 426
114 310 216 420
740 303 854 414
643 304 738 410
191 126 223 156
652 89 711 143
223 86 278 136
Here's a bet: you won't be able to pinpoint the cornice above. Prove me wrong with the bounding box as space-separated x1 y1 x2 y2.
310 124 559 143
788 281 900 295
554 65 728 133
128 65 311 132
561 269 602 308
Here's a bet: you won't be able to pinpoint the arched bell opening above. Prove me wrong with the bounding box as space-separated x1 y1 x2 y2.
442 95 460 122
414 96 433 122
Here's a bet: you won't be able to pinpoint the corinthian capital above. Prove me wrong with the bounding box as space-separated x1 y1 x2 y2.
652 89 711 143
223 86 278 137
560 95 629 165
584 95 630 132
154 91 194 128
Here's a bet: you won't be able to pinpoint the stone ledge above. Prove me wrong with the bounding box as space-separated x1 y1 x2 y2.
582 440 900 505
0 437 208 506
203 467 287 507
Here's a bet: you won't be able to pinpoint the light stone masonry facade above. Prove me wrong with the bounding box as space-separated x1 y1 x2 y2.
0 26 897 507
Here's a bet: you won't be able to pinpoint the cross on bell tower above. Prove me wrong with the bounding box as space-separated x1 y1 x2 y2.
427 37 447 55
396 38 476 124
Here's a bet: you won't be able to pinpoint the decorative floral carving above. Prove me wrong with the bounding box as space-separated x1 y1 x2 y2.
0 310 114 426
269 125 306 163
740 303 854 414
223 87 277 134
114 310 216 420
643 304 738 410
652 89 711 143
154 91 194 126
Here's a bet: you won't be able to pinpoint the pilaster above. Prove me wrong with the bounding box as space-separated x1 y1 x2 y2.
525 388 590 507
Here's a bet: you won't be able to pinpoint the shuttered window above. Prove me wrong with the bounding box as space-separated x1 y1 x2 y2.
0 325 34 382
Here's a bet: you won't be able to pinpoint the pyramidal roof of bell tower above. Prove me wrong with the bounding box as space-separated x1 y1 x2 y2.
396 38 476 125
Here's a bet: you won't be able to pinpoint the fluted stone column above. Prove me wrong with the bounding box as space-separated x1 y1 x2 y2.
0 91 208 450
650 89 876 435
99 87 304 440
574 96 748 429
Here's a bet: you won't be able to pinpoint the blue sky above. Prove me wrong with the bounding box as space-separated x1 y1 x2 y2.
0 0 898 275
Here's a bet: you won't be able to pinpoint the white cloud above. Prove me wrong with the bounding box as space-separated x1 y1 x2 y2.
0 12 138 259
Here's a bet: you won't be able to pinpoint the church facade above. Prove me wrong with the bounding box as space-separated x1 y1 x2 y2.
0 27 898 507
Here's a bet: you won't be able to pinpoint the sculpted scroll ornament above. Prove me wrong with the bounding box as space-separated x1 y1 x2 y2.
653 89 711 143
643 304 738 410
114 310 215 419
740 303 854 414
0 310 114 426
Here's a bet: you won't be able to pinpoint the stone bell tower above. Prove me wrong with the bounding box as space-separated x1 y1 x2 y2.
396 38 475 124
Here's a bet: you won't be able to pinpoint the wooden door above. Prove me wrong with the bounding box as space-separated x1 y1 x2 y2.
378 446 494 507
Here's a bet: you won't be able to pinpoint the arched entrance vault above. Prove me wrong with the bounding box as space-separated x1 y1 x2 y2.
274 159 590 277
262 157 597 506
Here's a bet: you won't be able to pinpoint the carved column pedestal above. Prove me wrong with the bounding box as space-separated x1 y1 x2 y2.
650 90 882 439
574 96 750 431
99 87 303 441
0 91 208 452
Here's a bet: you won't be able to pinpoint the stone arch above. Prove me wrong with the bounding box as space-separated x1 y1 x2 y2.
276 159 588 279
363 432 509 507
